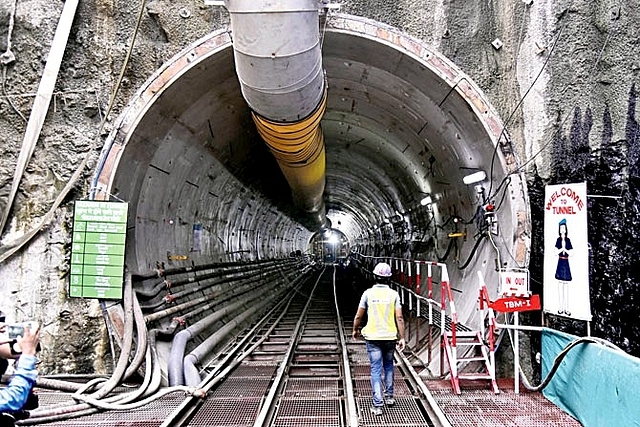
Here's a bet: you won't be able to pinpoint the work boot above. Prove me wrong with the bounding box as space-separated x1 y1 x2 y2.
370 406 383 416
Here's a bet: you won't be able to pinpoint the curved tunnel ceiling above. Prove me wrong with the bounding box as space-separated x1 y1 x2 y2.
93 14 529 309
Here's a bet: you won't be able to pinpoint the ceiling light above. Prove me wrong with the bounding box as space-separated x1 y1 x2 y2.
463 170 486 185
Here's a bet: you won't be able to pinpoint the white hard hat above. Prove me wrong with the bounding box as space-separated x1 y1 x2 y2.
373 262 392 277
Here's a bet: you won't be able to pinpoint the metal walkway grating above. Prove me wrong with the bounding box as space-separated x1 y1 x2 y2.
227 363 277 378
288 365 340 377
284 377 341 397
293 352 341 364
209 377 272 398
357 396 432 426
272 397 341 426
186 396 262 426
427 379 583 427
354 376 413 396
31 392 184 427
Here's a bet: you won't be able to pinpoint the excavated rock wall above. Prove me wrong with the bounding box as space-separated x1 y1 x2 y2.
0 0 638 373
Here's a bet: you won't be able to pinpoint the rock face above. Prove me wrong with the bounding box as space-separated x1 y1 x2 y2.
0 0 639 373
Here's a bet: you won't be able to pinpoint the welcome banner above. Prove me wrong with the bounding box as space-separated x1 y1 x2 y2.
543 182 591 321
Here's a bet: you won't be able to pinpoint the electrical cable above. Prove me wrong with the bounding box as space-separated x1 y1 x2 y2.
457 233 486 270
488 231 502 271
25 273 138 421
515 334 623 392
481 1 622 273
71 385 205 411
487 22 566 202
503 0 622 181
436 238 455 263
493 176 512 212
7 4 149 420
88 274 135 399
24 261 301 422
120 291 148 381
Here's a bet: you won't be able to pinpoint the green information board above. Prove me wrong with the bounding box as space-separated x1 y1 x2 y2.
70 201 128 299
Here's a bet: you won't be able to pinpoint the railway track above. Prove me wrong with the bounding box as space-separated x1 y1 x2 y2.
162 265 445 427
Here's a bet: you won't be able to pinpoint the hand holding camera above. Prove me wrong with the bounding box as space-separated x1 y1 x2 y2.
2 322 40 356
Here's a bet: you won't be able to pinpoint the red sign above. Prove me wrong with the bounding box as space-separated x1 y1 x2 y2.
490 295 541 313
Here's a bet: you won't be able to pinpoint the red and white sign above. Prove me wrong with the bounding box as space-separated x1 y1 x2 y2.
491 295 541 313
499 269 529 297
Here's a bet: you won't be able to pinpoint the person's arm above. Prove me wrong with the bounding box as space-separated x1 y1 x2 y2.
0 326 39 412
395 307 405 351
0 355 38 411
352 307 366 340
352 291 368 340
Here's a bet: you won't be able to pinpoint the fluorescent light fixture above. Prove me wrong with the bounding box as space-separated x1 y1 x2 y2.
420 196 432 206
463 170 486 185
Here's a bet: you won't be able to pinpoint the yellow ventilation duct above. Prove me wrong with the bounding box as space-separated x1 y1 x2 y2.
215 0 329 229
252 89 327 214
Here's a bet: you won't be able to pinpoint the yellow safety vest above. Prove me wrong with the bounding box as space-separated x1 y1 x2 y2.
361 285 399 341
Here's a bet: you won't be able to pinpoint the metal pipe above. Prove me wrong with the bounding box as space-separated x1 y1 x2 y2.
167 284 286 386
221 0 329 228
183 296 274 386
144 261 299 323
167 298 248 386
224 0 325 121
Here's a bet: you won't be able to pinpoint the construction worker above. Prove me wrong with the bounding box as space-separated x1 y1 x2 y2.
352 262 405 416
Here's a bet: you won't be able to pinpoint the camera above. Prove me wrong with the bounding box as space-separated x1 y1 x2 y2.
6 322 39 340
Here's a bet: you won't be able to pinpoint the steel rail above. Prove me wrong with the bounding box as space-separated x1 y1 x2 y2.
159 265 445 427
252 267 325 427
159 279 303 427
394 351 452 427
333 266 359 427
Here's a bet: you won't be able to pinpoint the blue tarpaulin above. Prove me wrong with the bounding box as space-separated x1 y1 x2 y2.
542 328 640 427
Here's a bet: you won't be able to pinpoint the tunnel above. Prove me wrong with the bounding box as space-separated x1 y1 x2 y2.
90 13 529 377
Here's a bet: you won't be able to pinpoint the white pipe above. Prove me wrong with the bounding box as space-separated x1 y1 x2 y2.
221 0 325 122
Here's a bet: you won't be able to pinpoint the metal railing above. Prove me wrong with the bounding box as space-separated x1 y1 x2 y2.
349 254 458 370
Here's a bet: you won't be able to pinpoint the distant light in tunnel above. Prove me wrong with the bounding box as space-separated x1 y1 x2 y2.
462 170 487 185
327 233 340 245
420 195 432 206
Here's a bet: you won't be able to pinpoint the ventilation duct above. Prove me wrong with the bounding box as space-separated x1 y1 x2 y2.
220 0 329 229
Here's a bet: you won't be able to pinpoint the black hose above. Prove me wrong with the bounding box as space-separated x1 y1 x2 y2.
437 238 455 262
522 336 616 392
457 234 486 270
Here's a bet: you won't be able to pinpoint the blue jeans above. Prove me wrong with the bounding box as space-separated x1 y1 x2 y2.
366 340 396 407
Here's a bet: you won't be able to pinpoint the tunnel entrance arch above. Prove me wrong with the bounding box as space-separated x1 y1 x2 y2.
91 14 529 323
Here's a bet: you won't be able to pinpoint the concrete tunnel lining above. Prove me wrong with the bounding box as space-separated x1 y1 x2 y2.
92 14 529 331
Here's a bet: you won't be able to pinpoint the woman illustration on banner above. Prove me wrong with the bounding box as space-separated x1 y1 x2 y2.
555 218 573 316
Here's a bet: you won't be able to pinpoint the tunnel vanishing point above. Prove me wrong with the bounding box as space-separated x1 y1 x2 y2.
0 2 531 381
